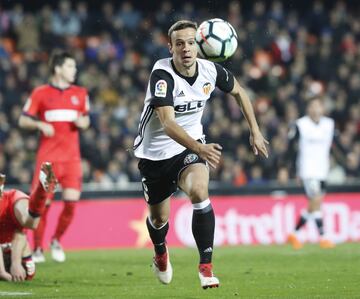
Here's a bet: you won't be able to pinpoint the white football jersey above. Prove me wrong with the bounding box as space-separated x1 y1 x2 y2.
134 58 231 160
296 116 334 180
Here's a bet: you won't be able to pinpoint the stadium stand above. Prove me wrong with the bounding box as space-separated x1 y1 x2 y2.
0 0 359 189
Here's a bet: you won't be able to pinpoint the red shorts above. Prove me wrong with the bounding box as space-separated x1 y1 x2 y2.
32 160 82 193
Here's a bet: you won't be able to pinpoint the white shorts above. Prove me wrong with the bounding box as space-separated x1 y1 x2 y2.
302 179 326 199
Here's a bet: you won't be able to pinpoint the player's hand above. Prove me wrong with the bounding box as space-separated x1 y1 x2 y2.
37 121 55 137
250 131 269 158
0 270 12 281
74 115 89 129
10 263 26 282
198 143 222 169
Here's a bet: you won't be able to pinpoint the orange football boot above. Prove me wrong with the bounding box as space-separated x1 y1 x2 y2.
287 233 303 250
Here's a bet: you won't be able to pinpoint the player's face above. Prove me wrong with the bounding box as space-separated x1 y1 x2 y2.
169 27 198 70
56 58 77 84
307 99 324 122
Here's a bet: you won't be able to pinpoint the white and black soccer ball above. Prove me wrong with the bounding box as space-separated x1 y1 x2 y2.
195 18 238 62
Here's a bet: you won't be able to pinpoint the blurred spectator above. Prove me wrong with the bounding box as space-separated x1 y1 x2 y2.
0 0 359 188
276 166 289 186
15 13 39 51
327 156 346 185
52 0 81 36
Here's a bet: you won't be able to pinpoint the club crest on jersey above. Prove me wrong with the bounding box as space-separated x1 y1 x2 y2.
202 82 212 95
71 96 79 105
184 153 198 165
155 80 167 98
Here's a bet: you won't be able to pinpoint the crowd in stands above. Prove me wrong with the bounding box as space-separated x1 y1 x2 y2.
0 0 359 189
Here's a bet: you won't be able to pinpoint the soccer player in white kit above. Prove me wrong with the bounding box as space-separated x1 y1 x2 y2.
287 97 336 249
133 20 268 289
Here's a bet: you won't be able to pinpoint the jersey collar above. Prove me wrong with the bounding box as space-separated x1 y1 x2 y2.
48 83 72 92
170 59 198 86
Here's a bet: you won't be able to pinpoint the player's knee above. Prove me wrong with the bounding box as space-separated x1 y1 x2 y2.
309 197 322 209
188 182 208 203
151 216 169 228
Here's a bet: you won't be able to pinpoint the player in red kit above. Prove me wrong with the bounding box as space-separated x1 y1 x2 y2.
18 52 90 263
0 162 57 282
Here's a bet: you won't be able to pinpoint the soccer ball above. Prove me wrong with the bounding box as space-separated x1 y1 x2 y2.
195 18 238 62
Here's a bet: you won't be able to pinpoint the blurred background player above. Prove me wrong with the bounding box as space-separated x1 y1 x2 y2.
287 97 336 249
18 52 90 263
0 162 57 282
133 20 268 289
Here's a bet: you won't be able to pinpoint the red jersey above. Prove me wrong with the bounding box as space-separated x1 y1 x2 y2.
23 84 90 162
0 190 28 243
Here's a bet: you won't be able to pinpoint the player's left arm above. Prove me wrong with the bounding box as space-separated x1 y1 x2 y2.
230 80 269 158
10 231 27 282
214 64 268 158
74 92 90 130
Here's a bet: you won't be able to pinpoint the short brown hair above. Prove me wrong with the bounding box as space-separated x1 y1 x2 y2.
168 20 197 43
49 51 74 75
307 95 323 105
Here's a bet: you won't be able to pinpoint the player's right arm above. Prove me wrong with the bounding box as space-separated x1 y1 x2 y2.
150 69 222 168
287 123 299 162
156 106 222 169
0 247 12 281
10 231 27 282
18 115 54 137
18 89 54 137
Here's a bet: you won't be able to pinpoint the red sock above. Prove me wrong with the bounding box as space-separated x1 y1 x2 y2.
34 205 50 249
29 183 48 217
53 201 76 241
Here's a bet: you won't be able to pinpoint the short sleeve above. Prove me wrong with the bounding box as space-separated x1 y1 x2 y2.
288 123 300 142
214 63 234 93
82 91 90 115
149 69 175 107
22 88 42 118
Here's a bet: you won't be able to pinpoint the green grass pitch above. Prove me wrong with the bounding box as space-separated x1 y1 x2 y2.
1 243 359 298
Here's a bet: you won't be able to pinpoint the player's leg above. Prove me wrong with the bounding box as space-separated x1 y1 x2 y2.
287 208 307 249
288 179 313 249
308 182 334 248
139 158 176 285
33 206 49 263
31 161 55 263
51 161 82 262
21 240 35 280
178 163 219 289
28 162 57 224
147 198 172 284
50 188 79 263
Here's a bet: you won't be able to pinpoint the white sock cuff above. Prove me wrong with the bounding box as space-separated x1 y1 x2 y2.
301 210 310 219
147 216 168 230
192 198 211 210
